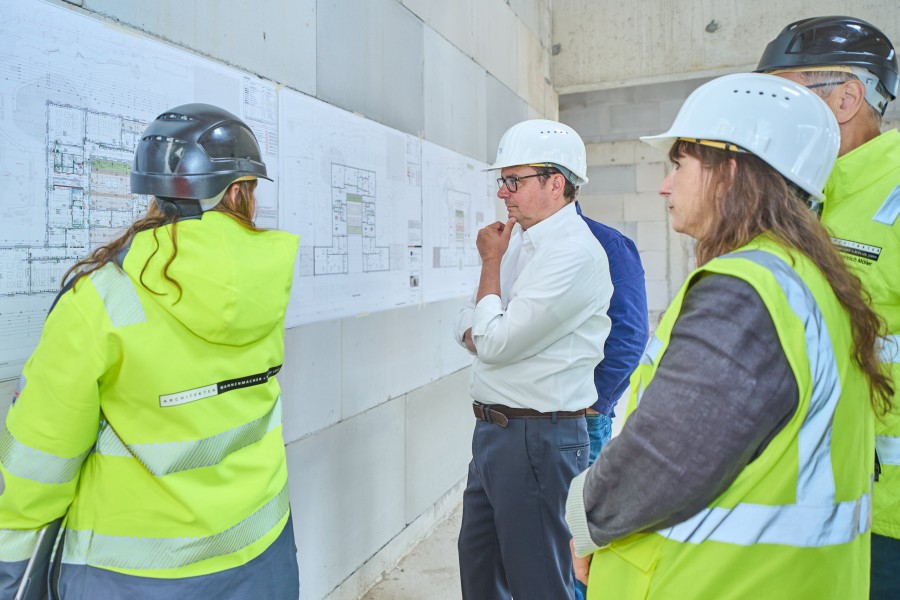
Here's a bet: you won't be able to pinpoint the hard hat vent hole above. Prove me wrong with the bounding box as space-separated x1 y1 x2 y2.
759 91 764 95
160 113 193 121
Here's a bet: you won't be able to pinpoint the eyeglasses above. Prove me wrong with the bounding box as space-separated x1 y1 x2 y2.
496 173 544 192
805 81 850 89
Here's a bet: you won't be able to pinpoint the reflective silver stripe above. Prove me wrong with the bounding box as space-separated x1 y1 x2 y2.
876 435 900 466
664 250 862 547
735 251 840 505
62 483 290 570
634 335 664 406
94 397 282 476
639 334 664 366
0 526 45 562
661 493 870 547
0 427 91 484
874 184 900 226
89 263 146 328
879 335 900 364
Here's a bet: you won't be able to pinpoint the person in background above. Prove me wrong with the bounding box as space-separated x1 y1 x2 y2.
455 119 611 599
573 171 648 600
0 104 300 599
756 17 900 598
576 210 648 462
566 73 893 599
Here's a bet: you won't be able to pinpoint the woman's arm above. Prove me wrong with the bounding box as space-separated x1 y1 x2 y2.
568 274 798 554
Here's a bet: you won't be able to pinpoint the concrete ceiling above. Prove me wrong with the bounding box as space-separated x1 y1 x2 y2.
551 0 900 94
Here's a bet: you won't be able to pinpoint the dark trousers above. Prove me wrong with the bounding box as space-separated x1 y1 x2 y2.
57 514 300 599
871 532 900 599
458 415 589 600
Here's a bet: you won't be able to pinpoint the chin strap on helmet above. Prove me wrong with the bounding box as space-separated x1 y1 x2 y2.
155 198 203 219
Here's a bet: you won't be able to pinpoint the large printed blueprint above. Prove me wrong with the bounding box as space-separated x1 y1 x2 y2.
280 89 425 327
0 0 279 379
0 0 496 379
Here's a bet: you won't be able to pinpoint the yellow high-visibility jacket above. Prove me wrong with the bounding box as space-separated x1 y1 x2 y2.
0 211 298 581
587 236 873 599
823 129 900 540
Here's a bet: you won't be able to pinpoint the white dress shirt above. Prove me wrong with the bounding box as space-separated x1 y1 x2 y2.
454 202 612 412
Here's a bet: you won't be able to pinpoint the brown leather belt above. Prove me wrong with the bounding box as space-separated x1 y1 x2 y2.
472 402 586 428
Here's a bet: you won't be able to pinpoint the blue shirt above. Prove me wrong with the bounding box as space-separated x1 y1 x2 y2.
576 202 649 416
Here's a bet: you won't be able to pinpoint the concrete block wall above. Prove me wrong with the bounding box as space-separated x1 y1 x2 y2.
559 78 710 321
11 1 557 599
577 143 690 322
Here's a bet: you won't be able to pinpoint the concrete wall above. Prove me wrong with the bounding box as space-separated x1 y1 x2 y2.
552 1 900 92
14 1 557 599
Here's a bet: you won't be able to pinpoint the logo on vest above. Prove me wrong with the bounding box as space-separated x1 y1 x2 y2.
831 237 881 266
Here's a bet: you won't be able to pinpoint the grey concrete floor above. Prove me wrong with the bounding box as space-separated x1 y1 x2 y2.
362 504 463 600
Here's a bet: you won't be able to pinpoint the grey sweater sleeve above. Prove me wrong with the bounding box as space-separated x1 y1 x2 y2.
578 273 799 548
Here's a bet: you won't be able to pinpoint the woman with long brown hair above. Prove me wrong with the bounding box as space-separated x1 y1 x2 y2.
0 104 300 599
565 73 892 599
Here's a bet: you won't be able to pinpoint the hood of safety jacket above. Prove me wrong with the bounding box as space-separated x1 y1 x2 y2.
122 211 299 346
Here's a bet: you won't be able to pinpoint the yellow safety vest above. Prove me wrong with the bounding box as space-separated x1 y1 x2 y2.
588 236 873 599
823 129 900 540
0 211 299 579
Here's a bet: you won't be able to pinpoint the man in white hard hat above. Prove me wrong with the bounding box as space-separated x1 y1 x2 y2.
454 119 612 599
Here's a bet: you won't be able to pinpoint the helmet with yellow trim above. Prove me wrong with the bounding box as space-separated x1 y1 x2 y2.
131 103 270 215
640 73 839 201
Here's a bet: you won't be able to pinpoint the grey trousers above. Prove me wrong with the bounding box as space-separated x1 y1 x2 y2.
458 415 589 600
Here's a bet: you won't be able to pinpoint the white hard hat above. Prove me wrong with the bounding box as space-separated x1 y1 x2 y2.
640 73 839 200
487 119 589 186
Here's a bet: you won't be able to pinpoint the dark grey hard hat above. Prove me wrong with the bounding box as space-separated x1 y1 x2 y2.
131 103 270 202
756 16 898 101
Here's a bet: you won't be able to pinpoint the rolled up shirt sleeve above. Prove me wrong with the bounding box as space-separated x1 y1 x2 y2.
454 300 476 352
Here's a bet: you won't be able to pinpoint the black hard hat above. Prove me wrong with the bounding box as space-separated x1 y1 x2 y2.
131 103 270 204
756 16 898 101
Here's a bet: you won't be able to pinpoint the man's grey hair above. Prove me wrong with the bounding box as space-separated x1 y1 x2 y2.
800 71 883 124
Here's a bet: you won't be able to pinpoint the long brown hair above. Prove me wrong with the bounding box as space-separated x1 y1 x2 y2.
670 140 893 414
62 179 261 301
